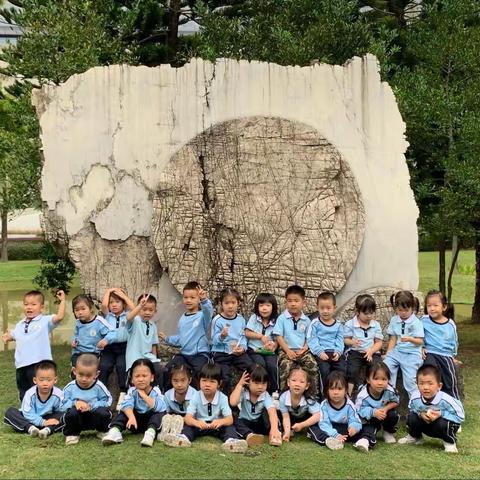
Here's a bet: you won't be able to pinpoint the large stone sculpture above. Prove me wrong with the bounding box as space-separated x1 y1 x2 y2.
32 55 419 332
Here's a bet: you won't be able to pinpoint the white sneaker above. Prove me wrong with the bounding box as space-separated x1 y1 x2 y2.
222 438 248 453
383 431 397 444
141 429 156 448
65 435 80 445
457 425 462 434
116 392 126 412
272 391 280 409
398 434 423 445
96 431 107 440
28 426 40 437
158 414 172 441
326 437 344 450
102 428 123 445
38 427 50 439
163 433 191 448
354 438 369 453
169 414 184 435
444 441 458 453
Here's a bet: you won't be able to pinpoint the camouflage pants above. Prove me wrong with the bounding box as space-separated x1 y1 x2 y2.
278 350 319 397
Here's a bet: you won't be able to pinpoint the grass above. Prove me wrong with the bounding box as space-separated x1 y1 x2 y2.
0 252 478 479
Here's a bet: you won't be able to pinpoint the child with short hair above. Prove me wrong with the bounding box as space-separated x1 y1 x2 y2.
2 290 66 400
61 353 112 445
399 364 464 453
273 285 318 396
3 360 64 439
210 288 254 393
355 361 400 447
344 294 383 396
102 359 167 447
384 290 424 398
310 371 364 452
307 291 345 399
422 290 460 399
159 282 213 384
245 292 279 393
163 363 248 453
279 365 321 442
230 364 282 446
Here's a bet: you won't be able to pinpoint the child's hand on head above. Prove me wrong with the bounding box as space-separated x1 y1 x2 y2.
127 416 138 430
158 331 166 341
319 352 329 361
97 339 108 349
197 286 208 301
239 371 250 386
55 290 66 301
113 288 127 300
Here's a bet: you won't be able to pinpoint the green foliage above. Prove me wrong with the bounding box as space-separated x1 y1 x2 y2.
33 242 76 296
7 240 43 260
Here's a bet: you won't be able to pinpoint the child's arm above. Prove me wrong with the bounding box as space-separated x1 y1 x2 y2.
266 406 281 438
22 395 47 427
52 290 66 324
347 405 363 436
90 385 113 410
306 320 322 356
60 386 75 411
281 411 292 441
344 336 361 348
365 338 383 361
2 330 14 344
385 336 396 354
229 371 249 407
333 324 345 359
199 288 214 330
97 321 116 349
138 389 155 410
400 336 423 346
210 414 233 429
123 407 138 429
291 411 321 432
101 288 114 315
126 295 148 322
184 413 209 430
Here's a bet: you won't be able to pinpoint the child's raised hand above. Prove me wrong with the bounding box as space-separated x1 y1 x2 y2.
197 286 208 301
126 416 138 430
239 371 250 386
138 293 150 306
2 330 13 344
319 351 329 361
55 290 66 301
97 339 108 350
158 331 166 341
347 426 358 437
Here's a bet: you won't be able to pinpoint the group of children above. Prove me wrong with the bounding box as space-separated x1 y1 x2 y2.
2 282 465 454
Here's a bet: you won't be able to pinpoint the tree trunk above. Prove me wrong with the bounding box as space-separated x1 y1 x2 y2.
472 229 480 323
0 209 8 262
167 0 181 58
447 237 460 301
438 238 446 294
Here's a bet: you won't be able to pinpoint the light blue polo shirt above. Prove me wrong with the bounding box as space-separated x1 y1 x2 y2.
11 314 57 368
125 316 160 370
21 385 64 427
186 390 231 422
246 314 276 351
121 386 166 414
211 314 248 353
343 316 383 353
238 389 274 421
387 314 424 353
422 315 458 357
164 386 197 415
72 315 116 355
272 310 311 350
278 391 320 418
104 311 128 344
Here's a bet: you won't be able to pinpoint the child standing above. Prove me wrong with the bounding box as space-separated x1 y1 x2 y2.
230 365 282 446
278 366 321 442
422 290 460 399
163 363 248 453
2 290 65 400
399 365 464 453
102 359 167 447
4 360 64 439
384 290 424 398
245 293 279 393
310 371 364 451
355 362 400 447
159 282 213 384
307 291 345 399
344 294 383 396
61 353 112 445
273 285 318 396
210 288 254 393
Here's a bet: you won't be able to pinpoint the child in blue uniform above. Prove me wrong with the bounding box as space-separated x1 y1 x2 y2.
307 291 345 399
245 293 279 394
163 363 248 452
273 285 318 396
422 290 460 399
61 353 112 445
399 365 464 453
344 294 383 396
210 288 253 393
354 361 400 448
2 290 66 400
278 365 321 442
159 364 197 441
384 291 424 398
71 295 116 370
159 282 213 385
4 360 64 438
230 364 282 446
310 371 364 451
102 359 167 447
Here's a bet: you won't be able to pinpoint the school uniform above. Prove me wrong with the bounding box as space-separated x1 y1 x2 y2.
354 384 400 447
166 299 213 381
164 386 197 415
4 385 64 434
308 398 363 446
234 389 276 438
211 314 254 393
278 390 321 432
344 317 383 387
307 318 346 398
109 386 166 433
406 390 464 444
179 390 239 442
273 310 318 396
61 380 112 436
422 315 460 399
10 314 58 400
384 314 424 397
246 314 279 392
99 311 129 393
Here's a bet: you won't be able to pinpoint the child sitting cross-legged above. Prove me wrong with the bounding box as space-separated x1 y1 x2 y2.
163 363 248 453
